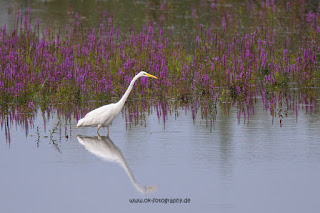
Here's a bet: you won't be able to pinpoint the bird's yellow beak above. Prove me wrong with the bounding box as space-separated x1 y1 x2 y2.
145 73 158 79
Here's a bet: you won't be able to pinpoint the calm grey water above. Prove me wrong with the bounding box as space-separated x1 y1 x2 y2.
1 101 320 213
0 0 199 33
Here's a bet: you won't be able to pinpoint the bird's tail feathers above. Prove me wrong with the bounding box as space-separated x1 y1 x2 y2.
77 118 85 128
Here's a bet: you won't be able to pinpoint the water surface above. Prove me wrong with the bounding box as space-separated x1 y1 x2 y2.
1 102 320 213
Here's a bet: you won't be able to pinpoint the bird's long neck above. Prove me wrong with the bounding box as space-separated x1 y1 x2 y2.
116 75 140 113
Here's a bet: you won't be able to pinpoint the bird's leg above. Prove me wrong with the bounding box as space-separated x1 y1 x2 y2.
97 131 101 139
107 126 110 136
97 124 102 135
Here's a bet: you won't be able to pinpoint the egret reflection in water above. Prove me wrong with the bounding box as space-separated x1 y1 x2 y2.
77 134 157 194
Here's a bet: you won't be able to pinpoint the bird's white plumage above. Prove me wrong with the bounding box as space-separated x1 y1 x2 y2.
76 71 157 135
77 104 116 127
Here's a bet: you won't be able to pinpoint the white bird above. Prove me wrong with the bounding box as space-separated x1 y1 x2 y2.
77 71 158 135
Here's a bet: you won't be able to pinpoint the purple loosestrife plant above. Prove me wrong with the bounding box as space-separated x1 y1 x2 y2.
0 1 319 130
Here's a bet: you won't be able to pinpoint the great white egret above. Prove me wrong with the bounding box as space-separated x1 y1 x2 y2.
77 71 158 135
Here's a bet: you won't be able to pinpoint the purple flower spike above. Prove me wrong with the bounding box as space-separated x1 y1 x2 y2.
28 102 34 110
